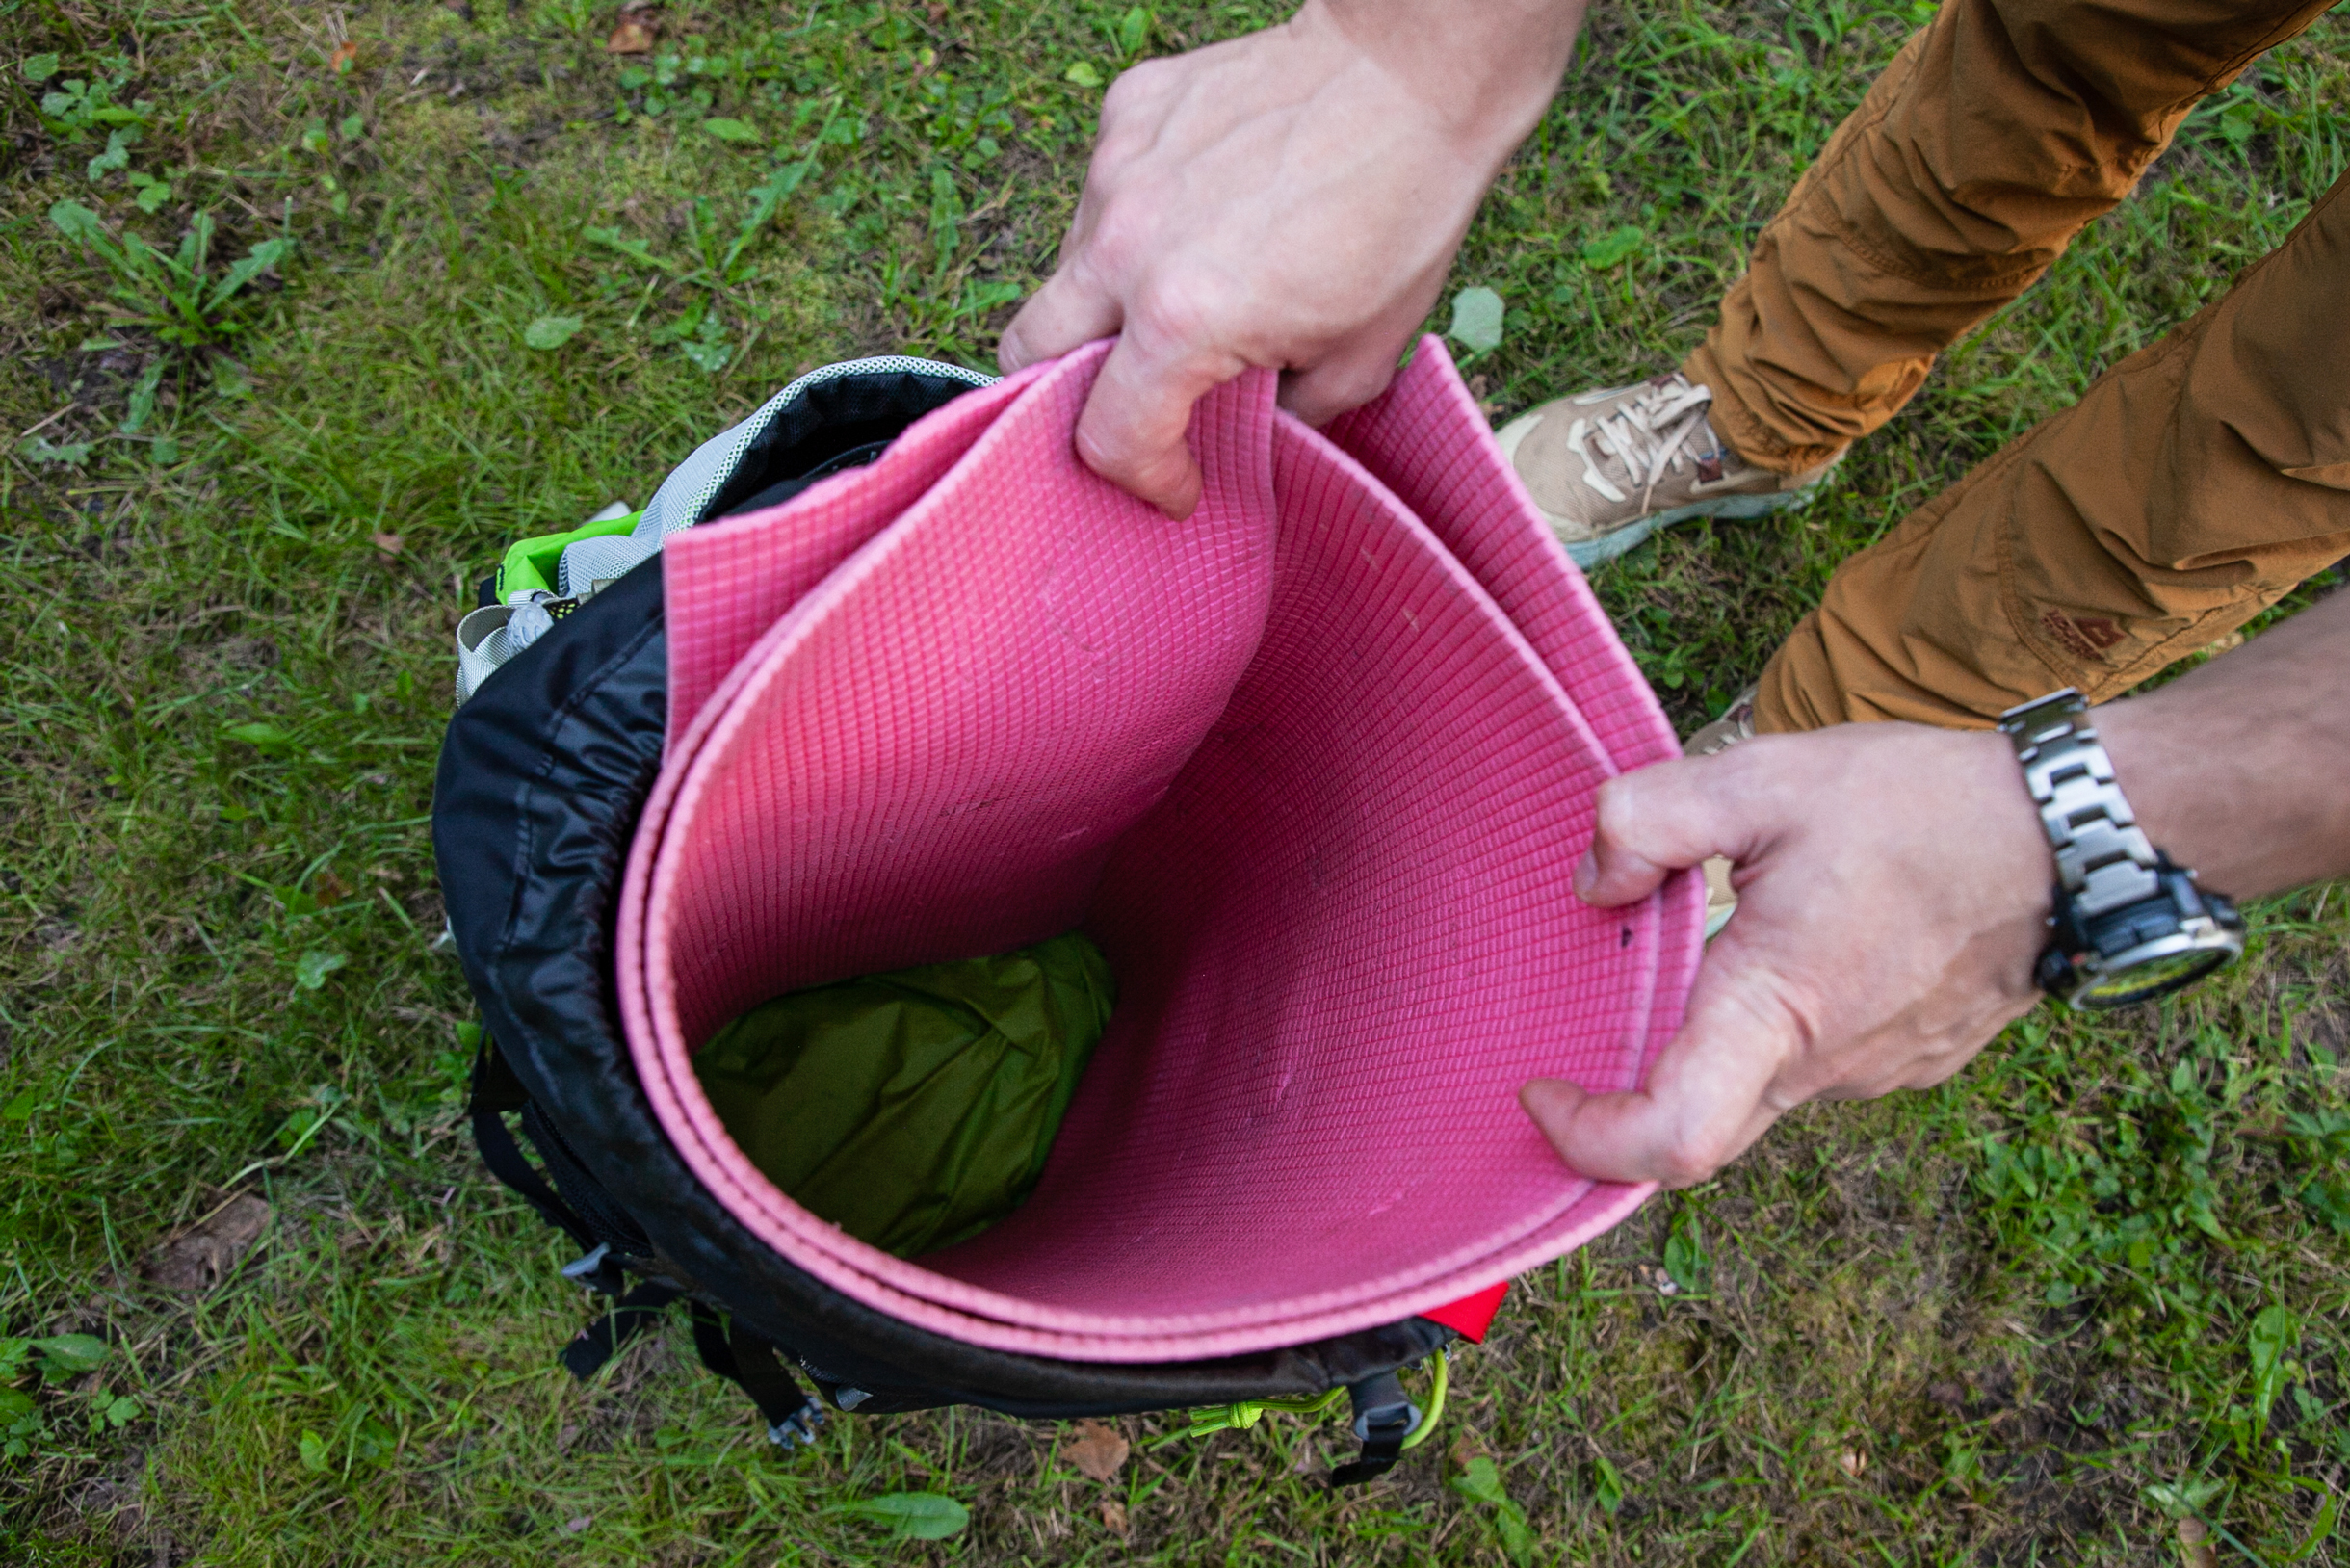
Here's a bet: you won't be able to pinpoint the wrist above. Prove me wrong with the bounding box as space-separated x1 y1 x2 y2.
2082 592 2350 902
1307 0 1582 156
2080 692 2256 897
1958 725 2060 926
2091 695 2232 892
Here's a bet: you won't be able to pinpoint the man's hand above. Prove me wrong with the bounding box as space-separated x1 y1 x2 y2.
1000 0 1586 517
1521 723 2054 1186
1523 588 2350 1188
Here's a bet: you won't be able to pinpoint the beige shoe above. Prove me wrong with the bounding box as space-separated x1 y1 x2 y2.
1684 685 1757 760
1684 686 1758 937
1496 373 1838 568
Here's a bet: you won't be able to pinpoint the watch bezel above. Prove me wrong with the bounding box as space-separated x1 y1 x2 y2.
2041 916 2242 1009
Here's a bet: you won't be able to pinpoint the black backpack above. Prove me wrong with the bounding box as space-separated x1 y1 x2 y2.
432 356 1461 1486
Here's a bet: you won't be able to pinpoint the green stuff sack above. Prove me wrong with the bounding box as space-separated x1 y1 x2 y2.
692 931 1114 1259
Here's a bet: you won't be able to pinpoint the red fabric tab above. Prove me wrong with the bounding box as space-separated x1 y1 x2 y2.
1421 1282 1508 1342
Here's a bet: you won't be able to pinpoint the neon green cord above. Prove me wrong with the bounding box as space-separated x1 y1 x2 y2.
1397 1348 1448 1452
1144 1386 1345 1449
1149 1349 1450 1454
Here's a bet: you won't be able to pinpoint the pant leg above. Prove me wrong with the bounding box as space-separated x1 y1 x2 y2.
1753 165 2350 732
1683 0 2337 475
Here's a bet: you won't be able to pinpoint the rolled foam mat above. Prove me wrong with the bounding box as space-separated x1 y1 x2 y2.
617 339 1704 1361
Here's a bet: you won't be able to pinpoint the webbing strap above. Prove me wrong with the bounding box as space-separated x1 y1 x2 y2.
467 1035 600 1257
1327 1371 1420 1489
517 1100 654 1263
689 1303 826 1450
560 1279 685 1381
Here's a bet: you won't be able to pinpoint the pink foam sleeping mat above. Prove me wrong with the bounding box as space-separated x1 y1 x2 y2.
614 337 1704 1363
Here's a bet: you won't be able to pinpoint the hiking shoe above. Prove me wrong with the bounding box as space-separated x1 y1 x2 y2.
1684 686 1758 938
1684 685 1757 760
1496 373 1839 568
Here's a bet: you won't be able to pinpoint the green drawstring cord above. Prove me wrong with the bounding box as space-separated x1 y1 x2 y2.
1146 1348 1449 1451
1144 1387 1344 1447
1398 1346 1449 1452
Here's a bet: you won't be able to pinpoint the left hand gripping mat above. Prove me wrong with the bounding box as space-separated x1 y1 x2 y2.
620 341 1698 1361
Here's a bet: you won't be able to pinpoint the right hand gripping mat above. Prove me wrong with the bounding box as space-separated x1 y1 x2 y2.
618 339 1704 1362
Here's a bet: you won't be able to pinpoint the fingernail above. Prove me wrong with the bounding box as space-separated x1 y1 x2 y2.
1572 849 1597 901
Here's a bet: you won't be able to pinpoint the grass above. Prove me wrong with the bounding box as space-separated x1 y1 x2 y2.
2 1 2346 1562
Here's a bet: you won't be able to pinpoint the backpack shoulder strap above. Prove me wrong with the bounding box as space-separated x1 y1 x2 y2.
467 1032 599 1258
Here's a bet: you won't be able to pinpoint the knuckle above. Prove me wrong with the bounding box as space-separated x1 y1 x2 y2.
1101 59 1160 113
1658 1130 1728 1188
1313 361 1397 419
1077 205 1157 286
1591 775 1639 848
1131 275 1232 357
1072 419 1141 482
1092 66 1170 157
1074 418 1185 502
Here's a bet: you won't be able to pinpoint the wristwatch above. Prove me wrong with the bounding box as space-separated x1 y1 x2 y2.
1996 689 2245 1009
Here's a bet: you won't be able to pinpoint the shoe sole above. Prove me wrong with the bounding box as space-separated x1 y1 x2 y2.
1561 486 1818 570
1494 410 1831 569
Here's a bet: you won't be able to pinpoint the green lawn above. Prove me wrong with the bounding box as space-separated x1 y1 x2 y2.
4 2 2348 1563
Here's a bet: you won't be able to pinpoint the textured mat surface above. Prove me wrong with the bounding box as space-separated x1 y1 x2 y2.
618 338 1701 1360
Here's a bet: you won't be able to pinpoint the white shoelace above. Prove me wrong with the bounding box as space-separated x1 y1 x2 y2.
1565 379 1716 510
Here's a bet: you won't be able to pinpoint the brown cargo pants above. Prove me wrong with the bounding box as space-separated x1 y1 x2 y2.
1674 0 2350 731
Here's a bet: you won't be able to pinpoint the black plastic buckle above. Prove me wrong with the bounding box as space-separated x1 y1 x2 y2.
1328 1371 1421 1489
559 1241 631 1297
768 1396 828 1450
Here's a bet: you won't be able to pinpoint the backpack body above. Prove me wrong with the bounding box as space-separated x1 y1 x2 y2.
434 358 1463 1479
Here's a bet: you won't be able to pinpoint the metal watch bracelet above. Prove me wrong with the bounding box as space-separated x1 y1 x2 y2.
1995 690 2162 920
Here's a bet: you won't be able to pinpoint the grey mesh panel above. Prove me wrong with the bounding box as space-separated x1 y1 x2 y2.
557 535 647 597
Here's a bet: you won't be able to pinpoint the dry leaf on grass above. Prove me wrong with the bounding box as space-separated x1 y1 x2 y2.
2177 1517 2217 1568
327 40 358 74
606 19 655 53
1099 1501 1128 1535
371 533 404 556
1066 1418 1129 1481
141 1193 272 1292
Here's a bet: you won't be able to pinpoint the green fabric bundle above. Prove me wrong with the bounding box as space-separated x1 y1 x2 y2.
692 931 1114 1259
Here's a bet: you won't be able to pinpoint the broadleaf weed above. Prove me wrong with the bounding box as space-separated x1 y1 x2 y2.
47 202 293 351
